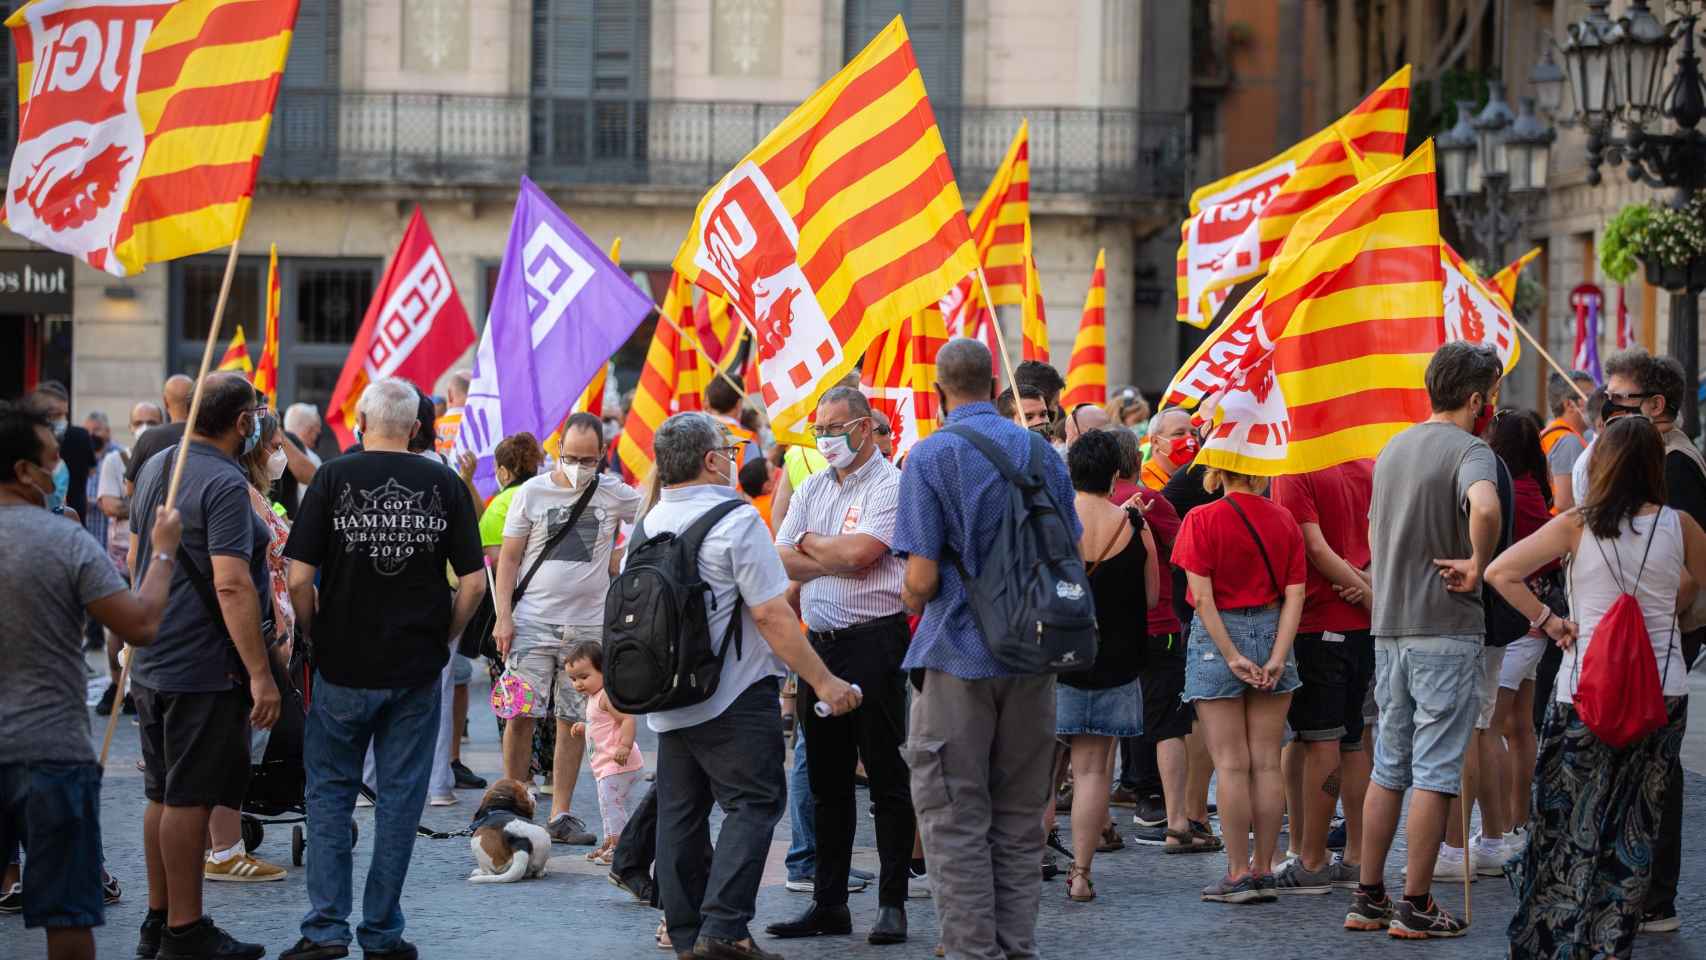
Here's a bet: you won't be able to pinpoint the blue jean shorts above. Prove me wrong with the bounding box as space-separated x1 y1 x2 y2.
0 761 104 929
1182 606 1302 702
1056 679 1143 737
1371 634 1482 795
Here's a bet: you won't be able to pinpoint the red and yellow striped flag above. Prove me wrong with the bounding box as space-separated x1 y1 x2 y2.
1165 141 1442 475
693 292 744 373
1489 246 1541 306
252 244 280 400
1175 66 1412 327
1062 249 1107 409
612 273 709 484
216 324 252 374
861 305 949 460
672 15 978 445
967 120 1030 305
1019 223 1048 361
7 1 299 276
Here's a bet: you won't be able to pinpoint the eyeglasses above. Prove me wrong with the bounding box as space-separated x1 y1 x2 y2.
810 417 868 439
559 455 600 469
1605 390 1656 405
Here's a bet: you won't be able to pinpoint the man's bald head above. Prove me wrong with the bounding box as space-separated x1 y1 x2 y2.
935 338 993 404
162 375 194 421
1065 403 1110 445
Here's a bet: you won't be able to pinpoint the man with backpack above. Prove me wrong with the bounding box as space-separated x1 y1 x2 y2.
607 411 857 960
893 338 1084 960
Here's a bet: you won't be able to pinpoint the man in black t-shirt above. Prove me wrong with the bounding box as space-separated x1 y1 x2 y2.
281 376 485 960
125 374 195 492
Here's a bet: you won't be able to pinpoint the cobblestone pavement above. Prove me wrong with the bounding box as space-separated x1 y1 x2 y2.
7 668 1706 960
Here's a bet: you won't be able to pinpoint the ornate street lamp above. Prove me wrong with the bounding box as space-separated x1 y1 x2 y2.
1558 0 1706 434
1440 81 1553 268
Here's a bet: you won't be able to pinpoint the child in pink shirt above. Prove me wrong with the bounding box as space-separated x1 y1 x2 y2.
566 641 645 864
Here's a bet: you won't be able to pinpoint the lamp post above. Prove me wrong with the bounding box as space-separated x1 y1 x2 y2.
1551 0 1706 435
1437 81 1555 268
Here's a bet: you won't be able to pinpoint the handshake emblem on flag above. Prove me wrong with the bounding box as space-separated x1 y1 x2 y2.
694 162 843 411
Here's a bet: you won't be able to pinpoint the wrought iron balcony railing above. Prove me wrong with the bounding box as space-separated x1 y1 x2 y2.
258 90 1190 200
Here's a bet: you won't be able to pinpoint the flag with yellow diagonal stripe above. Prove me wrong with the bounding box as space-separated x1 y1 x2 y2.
672 15 978 444
7 0 298 276
1062 249 1107 409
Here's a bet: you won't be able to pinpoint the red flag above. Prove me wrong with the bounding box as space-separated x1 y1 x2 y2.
327 208 473 447
1617 286 1635 349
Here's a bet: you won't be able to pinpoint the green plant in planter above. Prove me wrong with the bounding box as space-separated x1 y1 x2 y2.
1600 203 1654 285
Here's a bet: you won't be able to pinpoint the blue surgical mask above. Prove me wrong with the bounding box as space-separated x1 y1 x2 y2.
241 414 262 455
47 460 68 512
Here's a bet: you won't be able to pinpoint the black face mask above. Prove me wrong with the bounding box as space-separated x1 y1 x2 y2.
1603 400 1645 422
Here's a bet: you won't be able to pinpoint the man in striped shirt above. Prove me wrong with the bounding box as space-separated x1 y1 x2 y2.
768 386 913 946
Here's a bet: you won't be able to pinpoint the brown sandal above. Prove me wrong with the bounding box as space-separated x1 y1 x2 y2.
1067 864 1095 902
1163 828 1218 854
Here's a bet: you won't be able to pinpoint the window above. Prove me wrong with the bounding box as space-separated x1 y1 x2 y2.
530 0 651 180
295 264 372 345
266 0 341 178
845 0 964 157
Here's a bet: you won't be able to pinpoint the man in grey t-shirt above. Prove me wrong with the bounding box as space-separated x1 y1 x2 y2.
0 402 181 959
1349 343 1503 939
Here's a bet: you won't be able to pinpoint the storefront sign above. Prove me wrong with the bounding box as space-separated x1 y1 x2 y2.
0 250 73 314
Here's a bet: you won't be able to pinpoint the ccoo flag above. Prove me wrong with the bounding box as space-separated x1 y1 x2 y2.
671 15 978 444
6 0 299 276
327 208 473 448
456 178 655 497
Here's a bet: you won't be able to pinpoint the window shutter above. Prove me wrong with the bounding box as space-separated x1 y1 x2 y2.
844 0 963 157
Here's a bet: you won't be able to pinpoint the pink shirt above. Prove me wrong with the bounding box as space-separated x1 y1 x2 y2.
587 690 645 779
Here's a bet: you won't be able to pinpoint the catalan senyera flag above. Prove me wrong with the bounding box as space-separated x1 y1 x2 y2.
612 273 709 484
1019 224 1048 362
1441 241 1522 374
967 120 1030 305
693 292 744 373
861 305 948 460
671 15 978 445
216 324 251 374
1165 141 1442 476
6 0 299 276
252 244 280 400
1175 66 1412 327
1062 249 1107 409
1489 246 1542 307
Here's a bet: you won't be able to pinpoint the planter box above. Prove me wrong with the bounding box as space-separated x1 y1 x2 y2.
1643 255 1706 293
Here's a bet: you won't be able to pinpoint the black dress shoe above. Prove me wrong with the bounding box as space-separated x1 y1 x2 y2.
450 760 486 790
764 902 852 938
280 938 349 960
867 906 907 945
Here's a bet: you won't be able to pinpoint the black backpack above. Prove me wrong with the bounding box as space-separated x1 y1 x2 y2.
943 425 1098 674
603 498 747 714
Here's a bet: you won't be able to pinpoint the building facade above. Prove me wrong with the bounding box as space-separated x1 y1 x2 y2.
4 0 1192 447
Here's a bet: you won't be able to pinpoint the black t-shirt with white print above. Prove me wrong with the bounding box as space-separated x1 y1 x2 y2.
285 450 483 689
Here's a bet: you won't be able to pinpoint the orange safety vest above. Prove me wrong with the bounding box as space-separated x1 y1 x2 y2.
1539 418 1582 458
1140 458 1169 491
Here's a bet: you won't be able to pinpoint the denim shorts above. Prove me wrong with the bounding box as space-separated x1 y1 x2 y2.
1056 679 1143 737
1371 634 1482 795
1183 606 1302 702
0 761 104 929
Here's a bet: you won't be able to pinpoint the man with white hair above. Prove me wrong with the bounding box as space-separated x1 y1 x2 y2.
434 370 472 457
283 377 486 960
278 403 325 514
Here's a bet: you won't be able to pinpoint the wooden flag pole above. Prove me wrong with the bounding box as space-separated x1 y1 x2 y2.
654 305 760 403
99 240 243 768
1511 320 1591 403
974 266 1029 428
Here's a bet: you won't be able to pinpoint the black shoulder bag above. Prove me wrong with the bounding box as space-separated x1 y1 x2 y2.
458 477 599 661
1221 495 1283 603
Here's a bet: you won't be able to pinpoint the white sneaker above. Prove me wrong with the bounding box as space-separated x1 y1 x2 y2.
907 867 931 899
428 794 458 807
1430 844 1475 882
1470 834 1508 876
1504 827 1528 854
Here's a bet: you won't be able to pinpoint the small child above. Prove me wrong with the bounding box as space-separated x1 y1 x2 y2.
565 641 645 864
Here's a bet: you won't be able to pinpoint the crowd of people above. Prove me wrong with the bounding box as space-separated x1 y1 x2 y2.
3 334 1704 960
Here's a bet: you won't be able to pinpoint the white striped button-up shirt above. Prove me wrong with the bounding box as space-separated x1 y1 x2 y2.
775 451 906 632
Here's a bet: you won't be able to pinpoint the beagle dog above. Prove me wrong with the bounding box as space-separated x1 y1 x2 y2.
467 778 551 883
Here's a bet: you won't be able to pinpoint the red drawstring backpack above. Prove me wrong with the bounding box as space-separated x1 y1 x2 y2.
1571 510 1674 749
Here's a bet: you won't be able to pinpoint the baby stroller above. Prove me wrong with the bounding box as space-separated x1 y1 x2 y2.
239 651 362 866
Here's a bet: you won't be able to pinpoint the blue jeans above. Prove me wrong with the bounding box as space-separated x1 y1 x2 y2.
302 672 441 951
1371 634 1481 795
0 762 103 929
784 722 815 882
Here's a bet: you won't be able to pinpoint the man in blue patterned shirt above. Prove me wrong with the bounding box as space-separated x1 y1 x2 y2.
893 338 1079 960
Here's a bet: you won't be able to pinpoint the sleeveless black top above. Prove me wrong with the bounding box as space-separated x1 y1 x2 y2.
1062 507 1149 690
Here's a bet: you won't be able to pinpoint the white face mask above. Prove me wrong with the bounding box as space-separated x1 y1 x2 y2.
561 463 585 489
814 420 866 470
266 446 288 481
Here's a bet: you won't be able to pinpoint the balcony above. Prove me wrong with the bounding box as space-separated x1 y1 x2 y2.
260 90 1190 201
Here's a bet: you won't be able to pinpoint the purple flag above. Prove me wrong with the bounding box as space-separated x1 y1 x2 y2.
454 177 654 496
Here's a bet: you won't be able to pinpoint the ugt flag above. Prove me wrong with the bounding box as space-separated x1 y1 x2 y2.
456 177 654 497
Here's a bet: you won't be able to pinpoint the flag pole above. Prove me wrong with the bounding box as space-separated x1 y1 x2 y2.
1510 320 1590 403
974 265 1029 428
99 240 243 768
654 305 761 403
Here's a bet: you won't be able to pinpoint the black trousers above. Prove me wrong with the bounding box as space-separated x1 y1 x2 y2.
799 614 915 908
1647 628 1703 914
